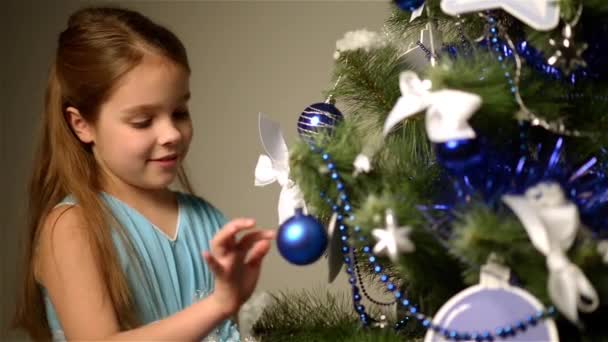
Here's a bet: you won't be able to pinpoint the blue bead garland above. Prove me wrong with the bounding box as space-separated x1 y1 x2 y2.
485 16 518 95
309 143 557 339
482 14 596 86
313 148 397 325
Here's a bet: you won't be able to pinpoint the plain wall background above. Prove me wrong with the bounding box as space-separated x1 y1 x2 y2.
1 1 390 339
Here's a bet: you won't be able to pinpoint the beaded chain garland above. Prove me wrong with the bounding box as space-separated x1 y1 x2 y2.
310 144 556 341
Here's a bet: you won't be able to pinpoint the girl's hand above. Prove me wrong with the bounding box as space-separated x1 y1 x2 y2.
203 218 275 317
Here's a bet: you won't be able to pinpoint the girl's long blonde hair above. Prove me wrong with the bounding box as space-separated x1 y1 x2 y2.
13 7 195 340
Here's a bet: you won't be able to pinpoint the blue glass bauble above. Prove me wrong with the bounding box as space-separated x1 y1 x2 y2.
434 138 483 174
394 0 425 12
297 102 343 143
277 208 328 265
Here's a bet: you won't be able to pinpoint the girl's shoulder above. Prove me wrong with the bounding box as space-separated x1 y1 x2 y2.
34 200 98 286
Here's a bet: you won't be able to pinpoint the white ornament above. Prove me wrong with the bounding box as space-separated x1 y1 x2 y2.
372 209 415 262
440 0 560 31
326 212 344 283
334 29 386 58
547 22 588 75
241 338 260 342
598 240 608 264
254 113 307 224
353 153 372 175
410 4 425 22
502 182 599 323
424 256 559 342
383 71 481 143
372 314 389 329
400 22 442 71
238 292 272 340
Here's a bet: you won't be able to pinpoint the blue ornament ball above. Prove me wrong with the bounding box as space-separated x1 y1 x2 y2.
434 138 484 174
393 0 425 12
297 102 343 143
277 208 328 265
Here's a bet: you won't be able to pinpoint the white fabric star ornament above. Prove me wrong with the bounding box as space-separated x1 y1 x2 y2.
440 0 560 31
372 209 415 262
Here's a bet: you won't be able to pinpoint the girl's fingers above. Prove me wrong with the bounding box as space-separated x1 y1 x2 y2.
212 218 256 254
236 229 275 252
204 227 273 277
202 251 223 276
245 239 272 267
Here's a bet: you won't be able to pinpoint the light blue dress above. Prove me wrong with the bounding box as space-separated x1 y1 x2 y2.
41 191 240 341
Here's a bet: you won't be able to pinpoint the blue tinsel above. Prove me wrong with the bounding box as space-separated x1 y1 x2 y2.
426 124 608 238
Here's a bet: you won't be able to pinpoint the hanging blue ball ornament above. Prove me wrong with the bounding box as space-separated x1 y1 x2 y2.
434 138 484 174
393 0 425 12
297 102 343 143
277 208 328 265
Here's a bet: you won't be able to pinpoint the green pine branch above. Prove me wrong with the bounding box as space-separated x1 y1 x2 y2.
252 289 416 342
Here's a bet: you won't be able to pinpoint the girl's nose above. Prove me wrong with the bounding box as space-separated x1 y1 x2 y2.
158 118 182 146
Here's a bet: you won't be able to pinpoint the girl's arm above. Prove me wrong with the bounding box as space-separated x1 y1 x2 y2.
37 206 272 341
108 294 231 341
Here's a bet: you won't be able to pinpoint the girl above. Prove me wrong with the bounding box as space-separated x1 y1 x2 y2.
12 6 275 341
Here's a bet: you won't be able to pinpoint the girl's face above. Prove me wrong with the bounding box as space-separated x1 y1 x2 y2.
90 53 193 191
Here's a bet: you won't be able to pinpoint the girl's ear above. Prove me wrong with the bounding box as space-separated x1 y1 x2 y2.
65 107 95 144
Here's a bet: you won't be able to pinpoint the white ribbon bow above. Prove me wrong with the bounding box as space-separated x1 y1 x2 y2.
383 71 481 143
254 113 306 225
502 182 599 323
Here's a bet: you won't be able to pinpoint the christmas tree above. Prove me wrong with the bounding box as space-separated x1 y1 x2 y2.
252 1 608 341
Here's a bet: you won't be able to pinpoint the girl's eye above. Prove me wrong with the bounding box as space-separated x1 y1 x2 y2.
173 110 190 120
131 119 152 129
